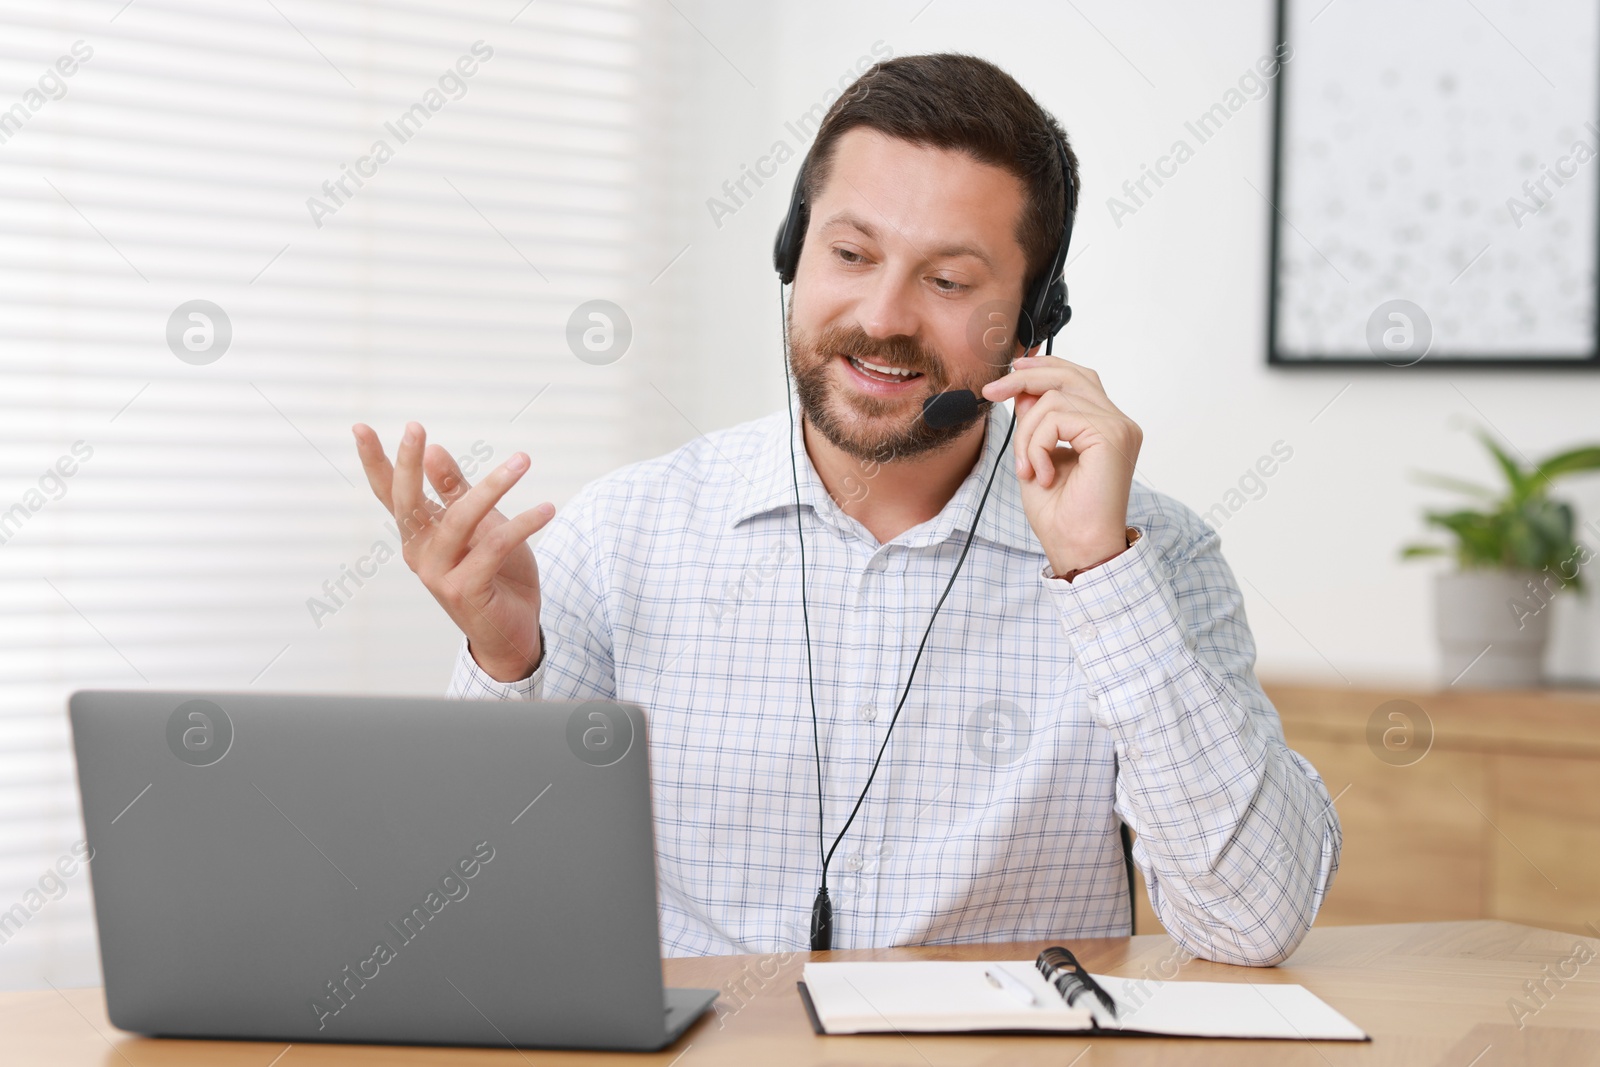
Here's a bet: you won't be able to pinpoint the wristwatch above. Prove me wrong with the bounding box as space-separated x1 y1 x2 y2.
1058 526 1141 583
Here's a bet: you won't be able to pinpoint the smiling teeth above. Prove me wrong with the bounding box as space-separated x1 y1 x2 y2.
851 356 919 378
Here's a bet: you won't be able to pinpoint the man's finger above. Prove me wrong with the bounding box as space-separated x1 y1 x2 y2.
1013 354 1098 378
432 453 533 564
424 444 474 506
351 423 397 514
1025 411 1083 489
983 362 1106 403
1031 412 1070 487
1024 403 1070 484
1025 407 1087 487
1015 391 1070 482
453 502 557 590
1014 391 1114 483
391 421 432 546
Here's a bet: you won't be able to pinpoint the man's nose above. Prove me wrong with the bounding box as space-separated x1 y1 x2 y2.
855 268 923 343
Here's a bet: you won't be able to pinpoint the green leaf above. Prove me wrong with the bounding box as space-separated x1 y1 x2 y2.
1423 509 1502 566
1535 446 1600 482
1475 429 1534 500
1400 544 1448 559
1524 499 1573 548
1504 515 1543 569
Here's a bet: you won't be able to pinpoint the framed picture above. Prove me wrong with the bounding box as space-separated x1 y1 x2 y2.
1267 0 1600 367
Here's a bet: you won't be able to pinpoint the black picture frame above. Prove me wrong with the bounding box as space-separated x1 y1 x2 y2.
1266 0 1600 369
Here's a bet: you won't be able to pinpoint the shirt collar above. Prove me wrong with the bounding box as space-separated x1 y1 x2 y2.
730 396 1040 555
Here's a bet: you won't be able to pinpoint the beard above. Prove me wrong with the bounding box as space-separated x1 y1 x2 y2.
788 313 996 464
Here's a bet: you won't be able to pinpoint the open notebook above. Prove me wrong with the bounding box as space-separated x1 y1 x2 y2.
799 954 1369 1040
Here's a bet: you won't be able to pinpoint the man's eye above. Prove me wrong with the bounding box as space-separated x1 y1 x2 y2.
835 248 865 265
932 277 967 293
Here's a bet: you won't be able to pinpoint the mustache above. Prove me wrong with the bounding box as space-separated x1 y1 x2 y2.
812 324 942 380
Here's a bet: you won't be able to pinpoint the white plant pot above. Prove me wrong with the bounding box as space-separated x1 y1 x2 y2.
1434 569 1551 688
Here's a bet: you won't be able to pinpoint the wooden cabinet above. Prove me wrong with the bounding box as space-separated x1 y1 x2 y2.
1131 682 1600 938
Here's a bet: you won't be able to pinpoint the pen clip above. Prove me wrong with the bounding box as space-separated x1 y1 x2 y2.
1035 945 1119 1020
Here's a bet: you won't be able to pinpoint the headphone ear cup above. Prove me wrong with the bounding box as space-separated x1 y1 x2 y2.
773 167 809 284
1040 279 1069 338
1016 274 1066 354
1015 304 1038 354
773 208 803 284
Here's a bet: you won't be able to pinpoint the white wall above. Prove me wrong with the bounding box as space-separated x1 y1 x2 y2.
0 0 679 990
654 0 1600 687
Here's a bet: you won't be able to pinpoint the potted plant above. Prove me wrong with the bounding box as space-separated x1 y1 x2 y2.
1401 429 1600 687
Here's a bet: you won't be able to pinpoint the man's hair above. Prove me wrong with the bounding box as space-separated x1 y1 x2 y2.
803 52 1079 295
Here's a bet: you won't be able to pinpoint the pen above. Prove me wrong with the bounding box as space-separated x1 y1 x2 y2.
984 965 1039 1008
1036 945 1119 1019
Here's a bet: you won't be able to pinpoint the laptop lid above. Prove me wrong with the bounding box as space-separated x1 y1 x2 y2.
68 690 696 1051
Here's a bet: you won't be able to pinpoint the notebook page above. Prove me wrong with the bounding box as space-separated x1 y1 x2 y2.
1091 973 1368 1040
802 961 1094 1033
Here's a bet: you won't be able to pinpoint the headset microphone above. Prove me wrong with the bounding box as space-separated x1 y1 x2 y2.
920 389 981 430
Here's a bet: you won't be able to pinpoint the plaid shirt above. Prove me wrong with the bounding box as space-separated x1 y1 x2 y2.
450 402 1341 965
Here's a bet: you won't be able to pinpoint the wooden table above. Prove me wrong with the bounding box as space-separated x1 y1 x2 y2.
7 920 1599 1065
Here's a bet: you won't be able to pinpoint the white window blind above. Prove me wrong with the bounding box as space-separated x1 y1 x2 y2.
0 0 675 988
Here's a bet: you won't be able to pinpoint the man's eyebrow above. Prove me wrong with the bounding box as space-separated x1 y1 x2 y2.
818 210 996 270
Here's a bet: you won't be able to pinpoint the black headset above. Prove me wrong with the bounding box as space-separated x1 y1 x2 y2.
773 131 1078 354
773 126 1080 951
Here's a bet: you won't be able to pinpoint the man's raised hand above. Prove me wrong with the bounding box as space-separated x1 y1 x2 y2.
351 421 555 682
980 355 1142 578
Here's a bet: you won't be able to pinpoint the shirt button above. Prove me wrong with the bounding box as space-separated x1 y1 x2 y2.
1077 622 1098 642
859 703 878 723
1125 742 1142 760
845 853 863 872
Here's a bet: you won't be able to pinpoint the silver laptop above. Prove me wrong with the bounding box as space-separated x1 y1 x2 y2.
67 690 717 1051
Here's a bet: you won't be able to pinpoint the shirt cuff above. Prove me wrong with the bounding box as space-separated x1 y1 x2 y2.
1039 527 1190 725
447 631 546 701
1047 526 1139 583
